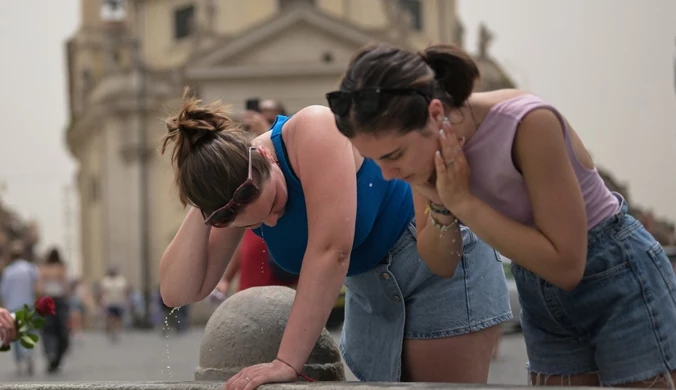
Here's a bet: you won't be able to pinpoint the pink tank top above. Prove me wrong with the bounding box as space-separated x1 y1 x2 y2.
463 94 619 230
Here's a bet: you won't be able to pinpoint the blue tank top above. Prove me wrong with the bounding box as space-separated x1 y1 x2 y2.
252 115 414 276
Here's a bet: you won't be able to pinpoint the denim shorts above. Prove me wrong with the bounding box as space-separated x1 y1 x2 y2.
512 194 676 385
340 220 512 382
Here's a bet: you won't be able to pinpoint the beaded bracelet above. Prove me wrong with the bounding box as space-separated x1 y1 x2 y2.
429 213 459 237
427 201 452 216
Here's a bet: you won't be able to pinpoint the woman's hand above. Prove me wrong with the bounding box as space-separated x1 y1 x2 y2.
0 307 16 345
434 118 473 211
225 359 297 390
215 278 230 295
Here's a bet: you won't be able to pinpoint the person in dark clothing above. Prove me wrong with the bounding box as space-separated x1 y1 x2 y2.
38 248 70 373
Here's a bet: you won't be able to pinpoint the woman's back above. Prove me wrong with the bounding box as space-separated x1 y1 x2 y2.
40 263 68 298
465 92 619 229
252 113 414 276
40 249 69 298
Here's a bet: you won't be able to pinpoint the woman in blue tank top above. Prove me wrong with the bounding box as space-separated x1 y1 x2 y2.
158 90 511 388
332 42 676 388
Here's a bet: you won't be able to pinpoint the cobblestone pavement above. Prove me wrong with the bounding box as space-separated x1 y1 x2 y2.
0 328 527 385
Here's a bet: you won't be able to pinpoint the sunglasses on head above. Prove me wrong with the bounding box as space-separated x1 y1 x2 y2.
325 88 431 117
202 146 261 228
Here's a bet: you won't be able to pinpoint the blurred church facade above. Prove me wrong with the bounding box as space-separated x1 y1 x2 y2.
64 0 672 322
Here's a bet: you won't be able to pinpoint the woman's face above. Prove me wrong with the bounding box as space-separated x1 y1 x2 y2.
230 166 288 229
349 99 445 185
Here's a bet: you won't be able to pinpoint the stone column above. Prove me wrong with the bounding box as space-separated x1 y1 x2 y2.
195 286 345 382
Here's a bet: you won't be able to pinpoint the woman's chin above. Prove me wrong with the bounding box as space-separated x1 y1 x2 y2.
402 174 427 186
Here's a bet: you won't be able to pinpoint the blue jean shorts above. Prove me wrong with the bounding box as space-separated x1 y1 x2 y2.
340 220 512 382
512 194 676 385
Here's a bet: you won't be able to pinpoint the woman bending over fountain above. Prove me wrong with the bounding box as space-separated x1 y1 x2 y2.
330 42 676 388
158 89 511 389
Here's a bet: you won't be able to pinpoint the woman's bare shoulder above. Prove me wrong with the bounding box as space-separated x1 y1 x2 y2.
475 88 533 106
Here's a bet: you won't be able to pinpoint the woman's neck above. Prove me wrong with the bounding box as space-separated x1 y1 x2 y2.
449 101 480 141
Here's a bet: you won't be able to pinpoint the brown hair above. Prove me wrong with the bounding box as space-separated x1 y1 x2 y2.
160 89 272 215
335 43 480 137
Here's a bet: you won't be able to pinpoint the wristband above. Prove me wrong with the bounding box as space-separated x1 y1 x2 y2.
275 357 315 382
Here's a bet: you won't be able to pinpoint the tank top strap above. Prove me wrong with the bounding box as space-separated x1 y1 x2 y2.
269 115 301 185
486 94 583 172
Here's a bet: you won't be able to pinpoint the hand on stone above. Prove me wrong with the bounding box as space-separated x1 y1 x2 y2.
225 359 297 390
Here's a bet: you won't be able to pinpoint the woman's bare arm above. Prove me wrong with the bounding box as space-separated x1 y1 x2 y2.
159 207 245 307
274 106 358 372
453 108 587 290
412 189 463 278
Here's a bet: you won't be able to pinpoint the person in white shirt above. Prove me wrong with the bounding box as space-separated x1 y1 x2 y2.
100 265 128 342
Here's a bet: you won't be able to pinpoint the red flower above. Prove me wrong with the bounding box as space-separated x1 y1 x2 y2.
34 297 56 317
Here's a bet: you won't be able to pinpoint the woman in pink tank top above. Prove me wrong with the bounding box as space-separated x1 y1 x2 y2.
329 43 676 387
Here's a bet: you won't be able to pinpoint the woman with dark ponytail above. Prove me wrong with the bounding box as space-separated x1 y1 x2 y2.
331 43 676 387
38 248 70 373
159 89 511 388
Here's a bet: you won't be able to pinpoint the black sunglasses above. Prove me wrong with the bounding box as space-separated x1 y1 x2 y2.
325 88 430 117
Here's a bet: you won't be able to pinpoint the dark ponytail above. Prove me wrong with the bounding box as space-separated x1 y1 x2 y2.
334 43 479 137
420 44 479 108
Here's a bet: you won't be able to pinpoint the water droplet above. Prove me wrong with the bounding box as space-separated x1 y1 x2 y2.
161 307 182 379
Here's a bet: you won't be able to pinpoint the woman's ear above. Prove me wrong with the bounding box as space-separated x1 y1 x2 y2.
257 146 276 162
428 98 447 128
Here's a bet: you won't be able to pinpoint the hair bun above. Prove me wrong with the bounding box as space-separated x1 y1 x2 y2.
161 87 240 168
422 44 479 107
164 88 231 148
172 115 219 147
417 50 450 82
